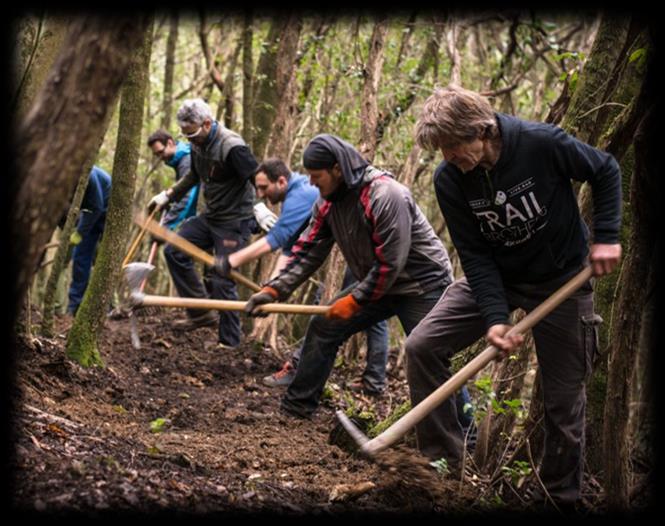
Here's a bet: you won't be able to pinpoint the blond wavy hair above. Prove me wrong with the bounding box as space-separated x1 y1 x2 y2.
415 84 498 150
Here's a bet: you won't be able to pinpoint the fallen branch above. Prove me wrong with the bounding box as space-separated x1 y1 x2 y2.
328 481 376 502
23 404 82 429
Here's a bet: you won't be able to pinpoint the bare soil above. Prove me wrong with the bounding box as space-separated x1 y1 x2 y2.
10 308 484 517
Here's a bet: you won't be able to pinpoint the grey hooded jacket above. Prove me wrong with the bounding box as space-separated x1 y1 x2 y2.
267 166 453 304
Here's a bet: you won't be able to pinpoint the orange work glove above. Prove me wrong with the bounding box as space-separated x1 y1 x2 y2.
326 294 362 320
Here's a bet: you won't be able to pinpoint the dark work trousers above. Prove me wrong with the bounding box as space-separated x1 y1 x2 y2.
67 213 106 314
281 286 445 420
164 214 252 347
405 267 598 503
291 267 390 392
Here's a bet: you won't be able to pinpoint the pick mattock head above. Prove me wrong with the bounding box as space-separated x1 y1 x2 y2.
335 410 373 457
124 262 155 293
123 262 154 308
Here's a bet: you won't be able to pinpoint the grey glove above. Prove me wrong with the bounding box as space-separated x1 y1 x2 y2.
244 287 278 317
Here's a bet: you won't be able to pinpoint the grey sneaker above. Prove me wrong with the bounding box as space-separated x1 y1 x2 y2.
173 310 218 330
263 362 296 387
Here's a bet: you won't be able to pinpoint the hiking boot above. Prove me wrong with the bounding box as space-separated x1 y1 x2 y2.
204 341 238 352
263 361 296 387
173 310 218 330
348 380 383 398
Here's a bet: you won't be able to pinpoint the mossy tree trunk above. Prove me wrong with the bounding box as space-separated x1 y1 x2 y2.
602 51 656 509
507 14 638 479
40 98 119 338
11 15 151 325
568 21 647 477
65 20 153 367
12 13 69 120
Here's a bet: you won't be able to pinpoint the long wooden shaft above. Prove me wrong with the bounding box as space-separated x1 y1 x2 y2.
363 266 594 456
138 241 160 293
138 293 330 315
123 208 158 267
136 214 261 292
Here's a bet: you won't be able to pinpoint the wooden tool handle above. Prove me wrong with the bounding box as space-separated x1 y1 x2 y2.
363 266 594 456
139 294 330 315
123 208 158 267
136 214 261 292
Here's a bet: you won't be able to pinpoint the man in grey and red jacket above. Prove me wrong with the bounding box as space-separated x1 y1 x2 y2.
244 134 457 462
411 85 622 508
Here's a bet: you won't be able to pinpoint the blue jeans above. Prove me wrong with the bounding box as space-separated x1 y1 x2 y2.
67 214 106 314
282 286 444 418
291 267 389 392
164 214 252 347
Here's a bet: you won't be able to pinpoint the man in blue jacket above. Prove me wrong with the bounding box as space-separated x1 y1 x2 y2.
412 84 622 508
67 166 112 315
147 129 199 231
214 158 390 394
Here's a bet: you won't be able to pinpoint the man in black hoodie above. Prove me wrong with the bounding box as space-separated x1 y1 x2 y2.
410 85 622 508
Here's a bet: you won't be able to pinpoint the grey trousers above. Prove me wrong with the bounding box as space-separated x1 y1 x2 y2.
405 268 599 503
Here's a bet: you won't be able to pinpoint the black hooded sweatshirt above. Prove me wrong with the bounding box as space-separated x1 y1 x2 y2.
434 112 621 329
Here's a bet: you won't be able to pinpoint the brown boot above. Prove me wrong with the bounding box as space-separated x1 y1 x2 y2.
173 310 218 330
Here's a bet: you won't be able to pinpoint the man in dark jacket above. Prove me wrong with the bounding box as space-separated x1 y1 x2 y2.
147 129 199 231
411 84 622 507
216 157 390 393
67 166 112 315
244 134 457 463
147 98 274 348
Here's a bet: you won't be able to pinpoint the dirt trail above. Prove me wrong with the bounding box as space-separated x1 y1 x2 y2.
10 309 480 515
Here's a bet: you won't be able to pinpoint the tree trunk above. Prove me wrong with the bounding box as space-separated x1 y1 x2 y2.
198 12 225 93
253 13 302 159
560 13 630 141
12 14 70 120
445 16 463 86
539 15 641 478
510 367 545 469
264 14 303 161
474 323 533 475
242 11 254 146
394 12 417 70
221 36 243 129
65 20 153 367
603 71 655 509
11 15 151 323
358 17 388 161
161 12 178 130
40 172 90 335
40 98 119 337
375 17 444 147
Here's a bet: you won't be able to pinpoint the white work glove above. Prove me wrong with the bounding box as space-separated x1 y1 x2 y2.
253 202 278 232
148 190 170 213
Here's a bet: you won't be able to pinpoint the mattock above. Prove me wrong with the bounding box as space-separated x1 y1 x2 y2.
122 262 330 348
336 266 594 459
133 212 262 292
